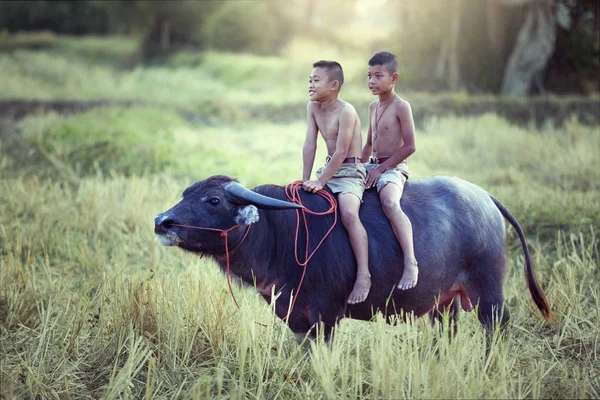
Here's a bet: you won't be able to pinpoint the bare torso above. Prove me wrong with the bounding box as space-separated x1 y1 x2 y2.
370 96 407 158
311 100 362 157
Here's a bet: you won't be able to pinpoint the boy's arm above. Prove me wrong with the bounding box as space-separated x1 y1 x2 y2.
302 103 318 181
313 107 356 187
361 103 374 161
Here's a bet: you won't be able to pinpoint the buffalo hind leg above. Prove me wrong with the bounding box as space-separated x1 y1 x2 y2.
477 296 510 356
464 253 511 356
467 252 510 331
469 279 510 331
465 284 510 331
477 298 510 331
467 281 510 356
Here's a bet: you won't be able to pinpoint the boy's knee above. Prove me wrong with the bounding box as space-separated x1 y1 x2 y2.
380 196 400 211
340 209 360 225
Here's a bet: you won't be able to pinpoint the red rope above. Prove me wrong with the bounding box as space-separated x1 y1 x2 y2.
281 180 337 321
170 181 338 325
170 223 250 309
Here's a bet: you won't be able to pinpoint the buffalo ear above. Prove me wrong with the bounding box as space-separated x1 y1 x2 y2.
235 205 259 226
224 182 304 210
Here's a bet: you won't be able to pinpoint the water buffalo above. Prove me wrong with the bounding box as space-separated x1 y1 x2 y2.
154 175 551 341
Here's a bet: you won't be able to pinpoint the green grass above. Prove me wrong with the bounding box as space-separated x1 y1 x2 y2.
1 34 599 399
4 108 597 235
2 34 598 129
414 114 600 188
0 36 366 106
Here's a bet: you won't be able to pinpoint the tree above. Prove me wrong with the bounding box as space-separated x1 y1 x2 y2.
435 0 463 90
0 0 110 34
202 1 293 55
500 0 557 96
544 0 600 93
137 0 220 59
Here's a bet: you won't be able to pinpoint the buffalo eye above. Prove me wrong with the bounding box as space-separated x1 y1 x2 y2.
209 197 220 206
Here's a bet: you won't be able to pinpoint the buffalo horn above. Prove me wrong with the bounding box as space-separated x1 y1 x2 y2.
224 182 304 210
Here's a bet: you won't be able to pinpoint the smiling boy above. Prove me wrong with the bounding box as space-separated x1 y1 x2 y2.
302 60 371 304
362 51 419 290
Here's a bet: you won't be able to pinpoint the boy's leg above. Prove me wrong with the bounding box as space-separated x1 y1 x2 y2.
379 183 419 290
338 193 371 304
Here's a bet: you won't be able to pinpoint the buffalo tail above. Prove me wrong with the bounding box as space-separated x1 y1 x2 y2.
490 196 553 322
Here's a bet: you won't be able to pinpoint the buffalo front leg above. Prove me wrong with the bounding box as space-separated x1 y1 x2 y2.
429 296 460 357
308 306 343 343
429 296 460 337
288 318 313 347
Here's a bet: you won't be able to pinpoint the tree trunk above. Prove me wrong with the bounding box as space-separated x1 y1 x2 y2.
501 0 557 96
436 0 462 90
160 19 171 51
435 38 449 80
486 0 507 57
306 0 315 30
447 1 461 91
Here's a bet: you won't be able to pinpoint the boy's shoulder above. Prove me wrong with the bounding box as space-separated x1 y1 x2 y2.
340 100 358 114
393 96 412 112
308 100 357 118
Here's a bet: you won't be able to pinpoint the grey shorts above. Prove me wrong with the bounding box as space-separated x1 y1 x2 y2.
316 162 366 201
366 162 409 193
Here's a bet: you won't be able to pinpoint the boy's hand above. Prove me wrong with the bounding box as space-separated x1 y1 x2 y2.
302 179 324 193
365 167 383 189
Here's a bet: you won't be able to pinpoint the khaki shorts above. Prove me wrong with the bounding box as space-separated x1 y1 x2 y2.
316 162 366 201
366 162 409 193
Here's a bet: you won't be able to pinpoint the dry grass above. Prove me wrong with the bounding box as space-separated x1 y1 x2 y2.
1 113 599 398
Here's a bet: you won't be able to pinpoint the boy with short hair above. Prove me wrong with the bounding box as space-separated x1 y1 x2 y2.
302 60 371 304
362 51 419 290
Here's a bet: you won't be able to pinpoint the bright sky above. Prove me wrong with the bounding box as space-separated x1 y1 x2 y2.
355 0 387 14
354 0 396 27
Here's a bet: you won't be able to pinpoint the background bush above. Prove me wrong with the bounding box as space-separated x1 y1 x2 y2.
202 1 293 56
14 107 185 178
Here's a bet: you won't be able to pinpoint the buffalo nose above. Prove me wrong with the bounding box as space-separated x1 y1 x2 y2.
155 214 174 227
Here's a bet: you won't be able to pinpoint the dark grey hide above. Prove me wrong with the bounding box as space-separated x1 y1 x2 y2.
155 175 551 340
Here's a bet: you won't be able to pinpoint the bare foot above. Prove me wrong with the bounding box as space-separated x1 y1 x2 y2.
397 260 418 290
347 274 371 304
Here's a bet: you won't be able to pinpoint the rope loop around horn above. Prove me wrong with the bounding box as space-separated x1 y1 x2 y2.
224 181 304 210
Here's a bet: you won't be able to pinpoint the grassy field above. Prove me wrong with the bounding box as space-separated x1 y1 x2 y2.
1 36 599 399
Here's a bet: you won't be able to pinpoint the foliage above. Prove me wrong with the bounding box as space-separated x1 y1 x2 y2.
137 0 219 60
0 30 57 51
2 0 599 94
382 0 599 94
0 0 110 34
547 0 600 93
202 1 294 55
1 36 598 127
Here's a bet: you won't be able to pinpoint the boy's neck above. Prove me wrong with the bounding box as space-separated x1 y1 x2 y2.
319 96 340 110
378 89 397 104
